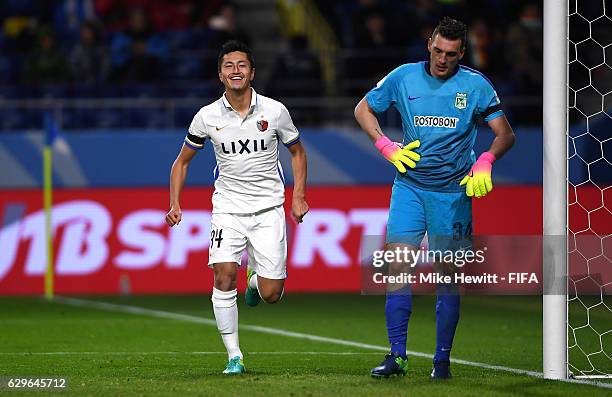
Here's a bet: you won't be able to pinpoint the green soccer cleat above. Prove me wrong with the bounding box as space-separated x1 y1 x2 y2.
222 356 246 375
245 267 261 307
370 352 408 378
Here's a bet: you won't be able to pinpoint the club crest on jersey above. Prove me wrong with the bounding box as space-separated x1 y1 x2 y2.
257 119 268 132
455 93 467 109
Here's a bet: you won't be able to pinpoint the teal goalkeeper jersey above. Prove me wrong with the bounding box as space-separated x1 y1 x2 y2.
366 61 504 192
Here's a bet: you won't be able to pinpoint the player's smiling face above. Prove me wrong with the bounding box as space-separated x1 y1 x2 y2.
219 51 255 92
427 34 464 79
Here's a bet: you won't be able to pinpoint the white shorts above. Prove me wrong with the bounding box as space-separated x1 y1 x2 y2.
208 206 287 279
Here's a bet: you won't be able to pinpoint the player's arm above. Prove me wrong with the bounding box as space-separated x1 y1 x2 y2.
486 115 515 160
354 98 420 173
287 141 309 223
166 144 198 227
354 97 386 143
460 115 515 198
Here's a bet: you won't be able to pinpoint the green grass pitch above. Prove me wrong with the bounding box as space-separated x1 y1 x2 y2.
0 294 610 396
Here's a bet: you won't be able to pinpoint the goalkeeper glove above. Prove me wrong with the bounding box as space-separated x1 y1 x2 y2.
375 136 421 173
460 152 496 198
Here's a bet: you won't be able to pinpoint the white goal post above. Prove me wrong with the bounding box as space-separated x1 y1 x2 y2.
543 0 568 380
545 0 612 380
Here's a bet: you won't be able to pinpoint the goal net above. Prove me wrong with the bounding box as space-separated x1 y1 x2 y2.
567 0 612 379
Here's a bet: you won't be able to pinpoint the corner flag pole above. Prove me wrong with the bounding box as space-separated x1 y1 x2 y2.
43 112 57 300
543 0 568 380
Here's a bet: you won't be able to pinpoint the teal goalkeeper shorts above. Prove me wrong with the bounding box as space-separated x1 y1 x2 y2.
386 178 473 250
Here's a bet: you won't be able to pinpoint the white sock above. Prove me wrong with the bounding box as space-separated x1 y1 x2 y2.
211 287 242 359
248 273 258 290
221 333 241 360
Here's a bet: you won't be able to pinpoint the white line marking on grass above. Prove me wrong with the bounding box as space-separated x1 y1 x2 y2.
53 296 387 351
0 351 382 356
53 296 612 390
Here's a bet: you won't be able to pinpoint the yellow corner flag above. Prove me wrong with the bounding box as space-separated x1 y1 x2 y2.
43 112 57 300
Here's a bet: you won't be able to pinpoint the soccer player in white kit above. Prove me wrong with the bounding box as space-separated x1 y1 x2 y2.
165 40 309 374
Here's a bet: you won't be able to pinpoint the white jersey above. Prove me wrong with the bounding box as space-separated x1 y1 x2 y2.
185 88 300 214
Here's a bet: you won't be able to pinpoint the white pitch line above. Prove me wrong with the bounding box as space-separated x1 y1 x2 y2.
53 296 612 390
0 351 382 356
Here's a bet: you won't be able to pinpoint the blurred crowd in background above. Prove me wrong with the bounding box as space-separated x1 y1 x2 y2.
0 1 238 85
321 0 544 97
0 0 603 129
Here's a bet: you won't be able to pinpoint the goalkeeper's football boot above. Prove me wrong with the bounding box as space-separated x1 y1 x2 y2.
430 360 452 379
370 352 408 378
245 267 261 307
223 356 246 375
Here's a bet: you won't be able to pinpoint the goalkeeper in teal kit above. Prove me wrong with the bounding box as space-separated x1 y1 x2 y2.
354 17 515 379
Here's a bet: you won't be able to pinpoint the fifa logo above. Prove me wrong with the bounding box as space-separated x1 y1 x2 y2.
221 139 268 154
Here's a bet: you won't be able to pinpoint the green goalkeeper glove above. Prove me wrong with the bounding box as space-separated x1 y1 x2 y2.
460 152 496 198
375 136 421 173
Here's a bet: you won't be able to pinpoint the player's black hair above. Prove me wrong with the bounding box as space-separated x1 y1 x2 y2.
217 40 255 71
431 17 468 50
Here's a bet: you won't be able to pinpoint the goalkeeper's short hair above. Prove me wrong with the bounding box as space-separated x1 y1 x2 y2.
432 17 468 51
